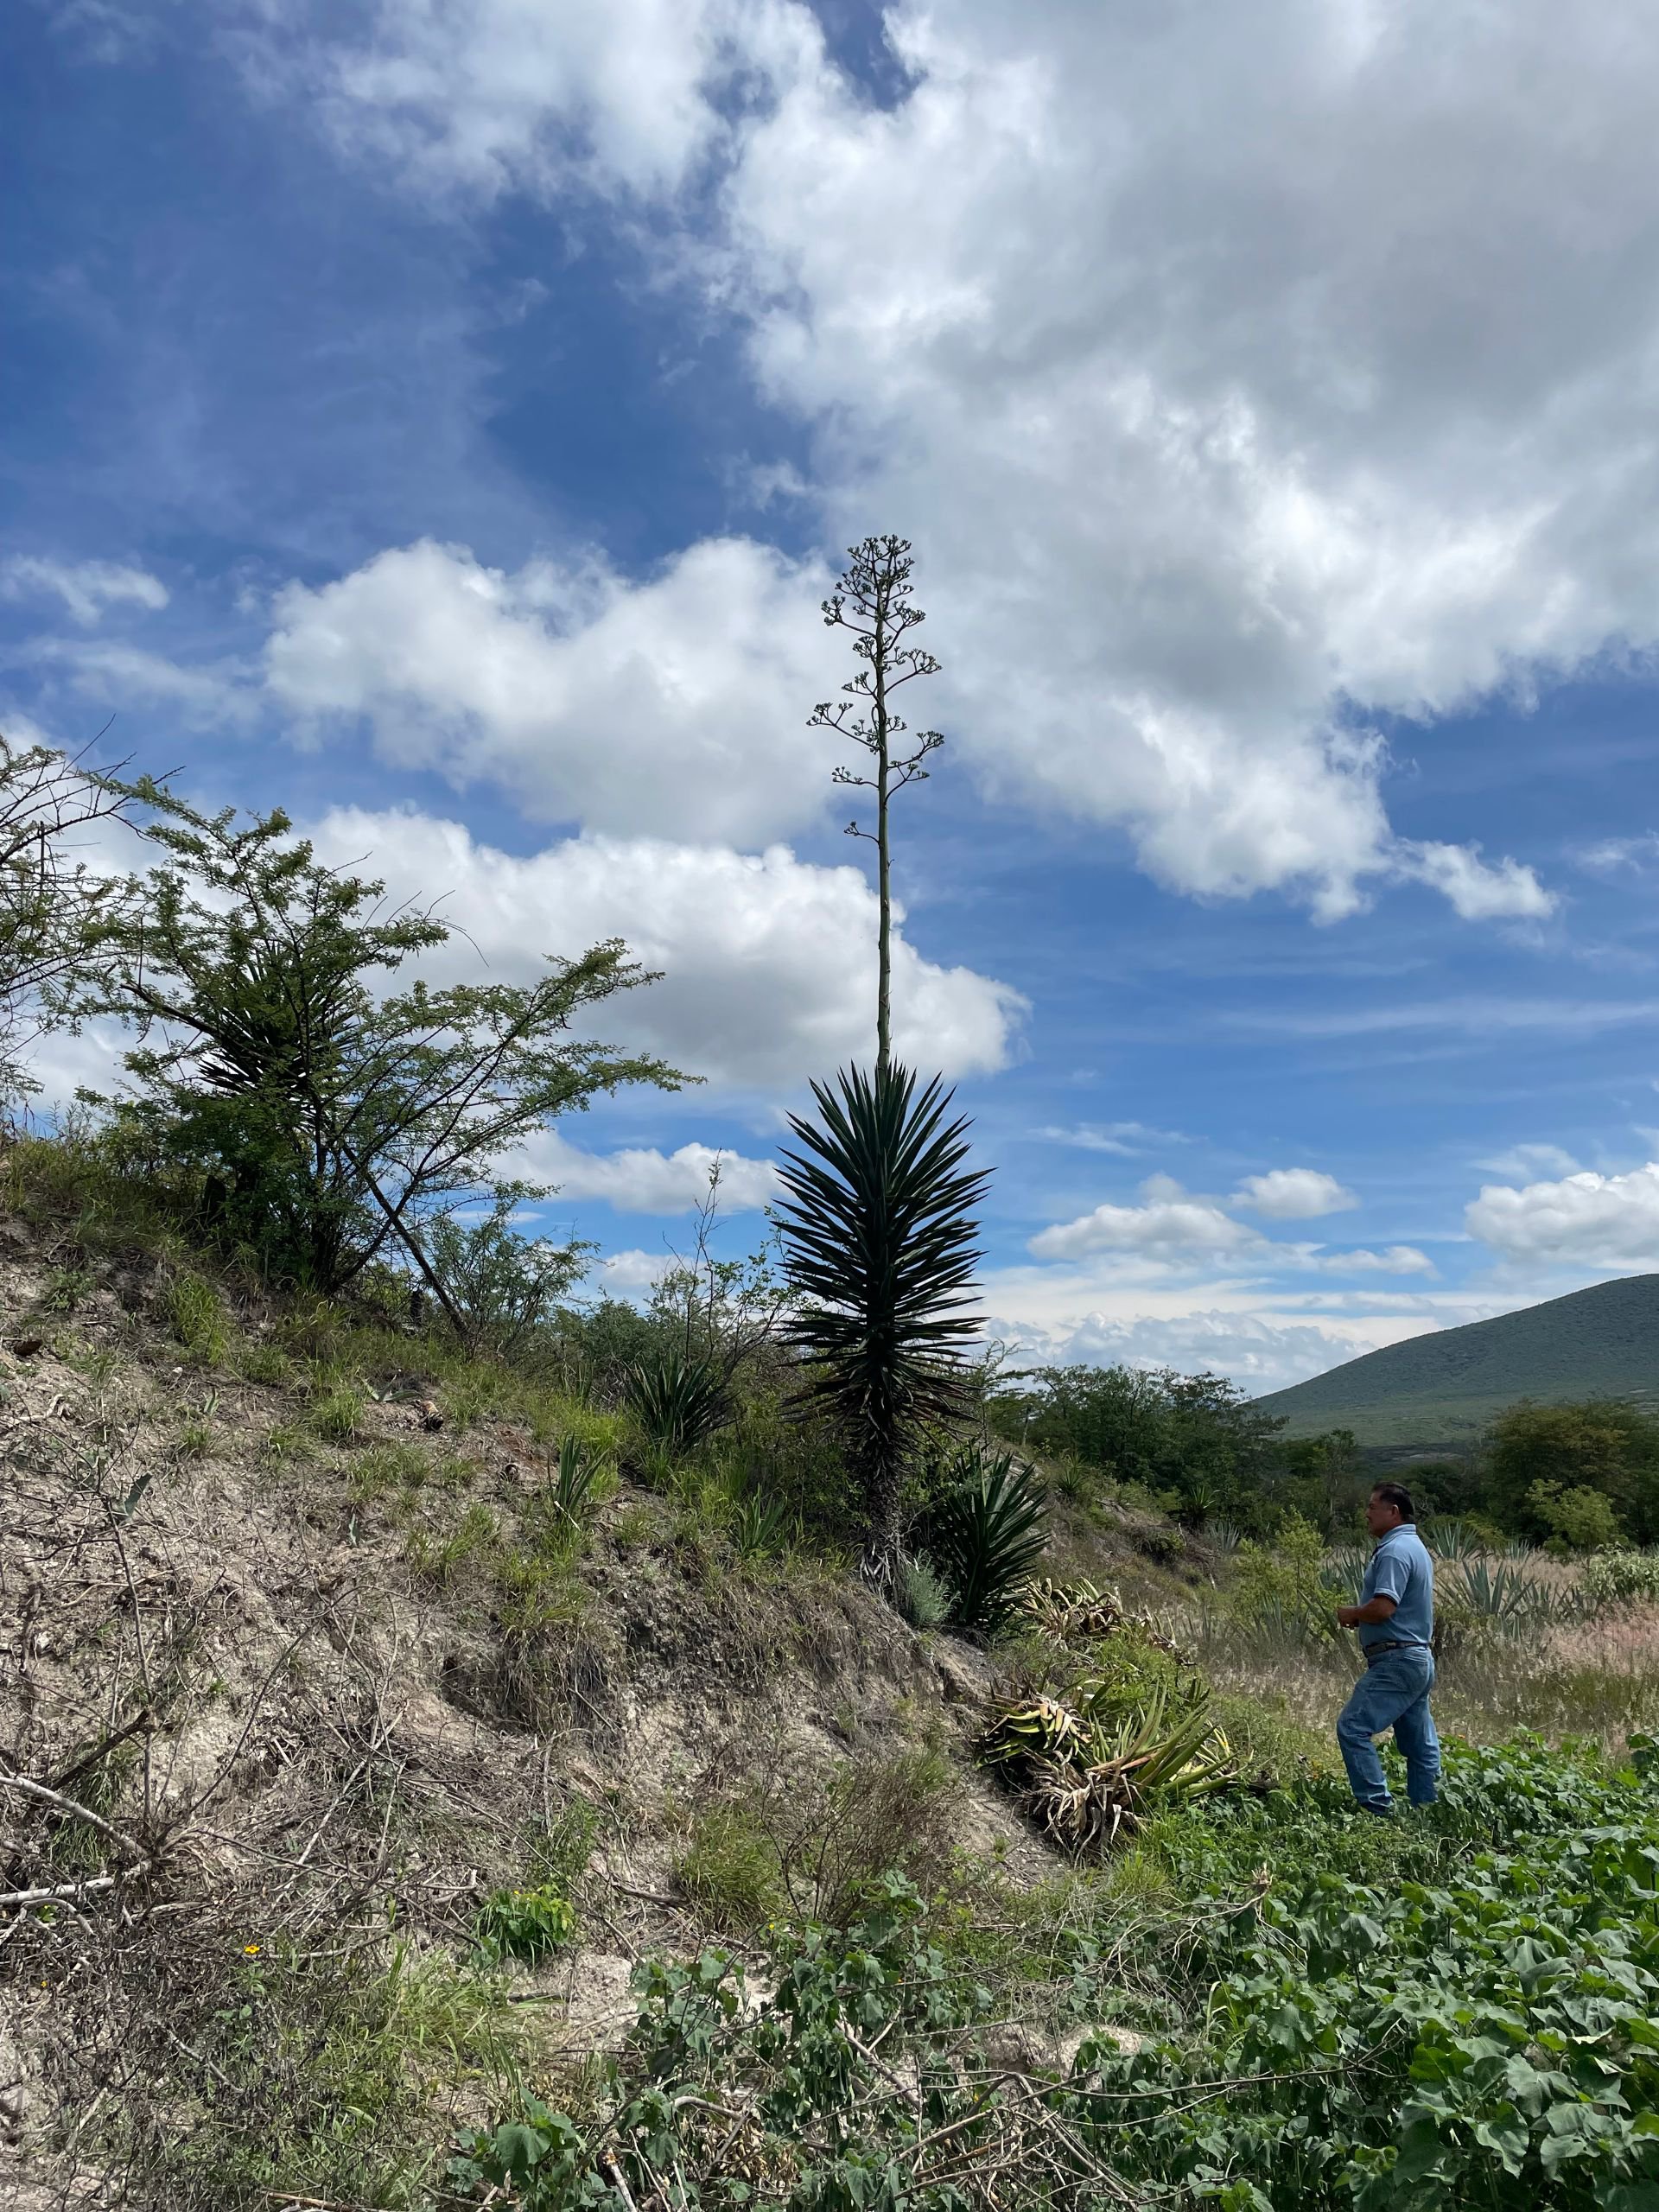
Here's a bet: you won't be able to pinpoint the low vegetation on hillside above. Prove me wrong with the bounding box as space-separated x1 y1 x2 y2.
5 1131 1659 2209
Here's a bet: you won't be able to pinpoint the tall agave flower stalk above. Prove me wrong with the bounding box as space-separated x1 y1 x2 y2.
775 1061 988 1585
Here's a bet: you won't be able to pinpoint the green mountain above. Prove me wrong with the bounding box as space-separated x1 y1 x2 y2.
1255 1273 1659 1449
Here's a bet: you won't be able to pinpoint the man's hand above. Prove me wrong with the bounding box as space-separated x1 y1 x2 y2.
1337 1595 1398 1631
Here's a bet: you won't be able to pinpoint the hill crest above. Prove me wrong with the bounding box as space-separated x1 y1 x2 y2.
1255 1272 1659 1448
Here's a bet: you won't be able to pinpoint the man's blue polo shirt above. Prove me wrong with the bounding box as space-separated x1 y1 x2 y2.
1358 1524 1434 1652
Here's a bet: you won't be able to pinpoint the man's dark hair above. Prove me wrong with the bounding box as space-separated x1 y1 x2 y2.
1371 1481 1415 1523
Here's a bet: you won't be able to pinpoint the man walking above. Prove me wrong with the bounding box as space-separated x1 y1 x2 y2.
1334 1482 1440 1816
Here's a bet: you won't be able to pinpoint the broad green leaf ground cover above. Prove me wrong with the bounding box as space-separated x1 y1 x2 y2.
456 1737 1659 2210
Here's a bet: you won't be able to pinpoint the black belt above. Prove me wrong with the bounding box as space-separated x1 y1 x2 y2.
1363 1639 1426 1666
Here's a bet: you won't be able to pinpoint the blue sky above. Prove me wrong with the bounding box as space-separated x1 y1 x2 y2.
9 0 1659 1390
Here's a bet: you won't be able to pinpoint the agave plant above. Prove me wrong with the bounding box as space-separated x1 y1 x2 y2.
1449 1556 1567 1637
988 1682 1236 1856
1019 1576 1124 1643
729 1487 797 1561
926 1447 1048 1631
549 1433 604 1525
980 1692 1090 1773
624 1352 732 1459
1321 1547 1370 1601
1423 1516 1479 1560
774 1062 989 1576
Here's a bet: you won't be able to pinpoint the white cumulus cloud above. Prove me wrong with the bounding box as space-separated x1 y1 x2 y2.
1027 1173 1432 1275
1232 1167 1359 1220
258 0 814 200
519 1128 777 1212
259 0 1659 918
1306 1244 1435 1277
304 805 1024 1090
988 1307 1416 1395
1028 1179 1255 1263
1466 1160 1659 1265
3 557 168 626
265 537 843 843
1395 841 1554 922
596 1249 676 1291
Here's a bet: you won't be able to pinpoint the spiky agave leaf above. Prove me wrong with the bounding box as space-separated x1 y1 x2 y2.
775 1062 989 1560
624 1353 732 1459
1022 1756 1140 1855
981 1693 1091 1773
1020 1577 1124 1644
992 1678 1237 1856
928 1448 1048 1631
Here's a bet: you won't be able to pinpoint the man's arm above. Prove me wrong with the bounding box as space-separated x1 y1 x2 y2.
1336 1594 1397 1630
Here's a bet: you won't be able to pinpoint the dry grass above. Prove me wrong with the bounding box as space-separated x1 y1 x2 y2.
1169 1570 1659 1763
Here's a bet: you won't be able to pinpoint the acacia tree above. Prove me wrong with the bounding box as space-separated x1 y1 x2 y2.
810 536 944 1078
0 734 134 1104
76 781 682 1323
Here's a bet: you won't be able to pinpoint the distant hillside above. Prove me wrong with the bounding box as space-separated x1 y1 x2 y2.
1255 1274 1659 1449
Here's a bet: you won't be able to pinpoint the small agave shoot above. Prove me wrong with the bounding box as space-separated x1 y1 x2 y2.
925 1446 1049 1632
549 1434 603 1526
624 1351 732 1460
729 1485 796 1561
776 1061 989 1586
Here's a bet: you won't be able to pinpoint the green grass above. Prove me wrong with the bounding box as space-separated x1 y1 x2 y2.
1255 1270 1659 1445
147 1939 527 2210
164 1272 232 1367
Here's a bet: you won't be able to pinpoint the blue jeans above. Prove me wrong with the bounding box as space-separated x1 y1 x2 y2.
1337 1646 1440 1813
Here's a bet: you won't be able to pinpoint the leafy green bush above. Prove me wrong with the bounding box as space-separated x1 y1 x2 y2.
1489 1396 1659 1544
427 1199 590 1354
1583 1547 1659 1609
79 784 676 1304
925 1446 1047 1631
893 1554 951 1630
472 1885 576 1965
1228 1512 1333 1642
448 2099 591 2209
1528 1477 1624 1553
458 1741 1659 2212
989 1362 1288 1529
